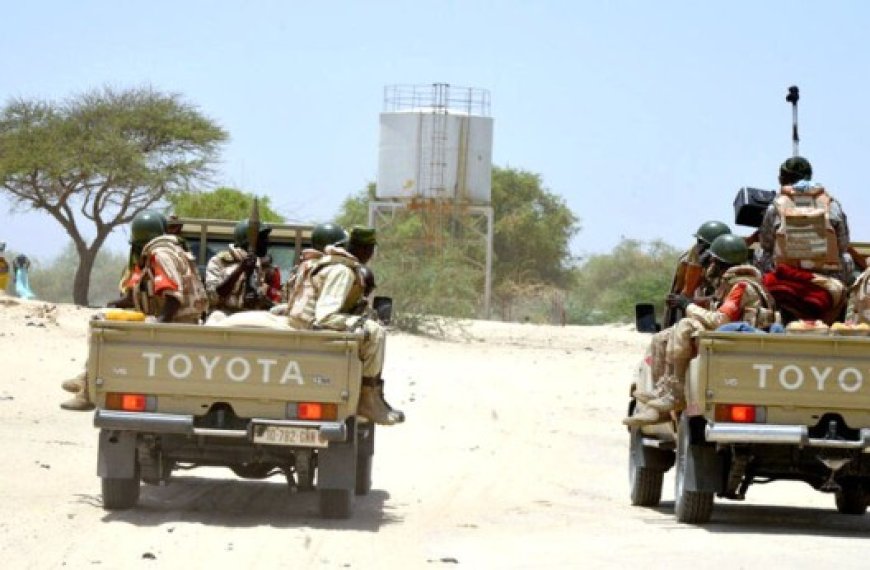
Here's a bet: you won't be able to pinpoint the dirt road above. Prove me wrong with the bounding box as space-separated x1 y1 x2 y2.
2 299 869 569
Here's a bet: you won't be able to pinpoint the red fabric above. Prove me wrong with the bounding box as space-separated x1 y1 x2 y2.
266 267 282 303
150 258 179 295
718 281 747 322
762 264 832 320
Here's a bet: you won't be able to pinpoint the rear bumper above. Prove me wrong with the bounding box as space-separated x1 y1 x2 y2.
705 422 870 450
93 409 348 442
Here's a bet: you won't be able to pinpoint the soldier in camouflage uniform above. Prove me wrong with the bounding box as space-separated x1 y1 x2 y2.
279 222 348 313
61 211 208 411
288 226 404 425
205 220 275 314
757 157 850 322
624 235 779 426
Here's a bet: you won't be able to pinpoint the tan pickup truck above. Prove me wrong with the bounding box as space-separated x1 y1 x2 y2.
88 316 375 519
628 320 870 524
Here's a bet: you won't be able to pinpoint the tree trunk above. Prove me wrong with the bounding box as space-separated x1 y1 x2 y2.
72 235 108 307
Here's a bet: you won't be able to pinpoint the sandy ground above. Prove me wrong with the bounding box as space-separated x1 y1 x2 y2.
3 296 870 569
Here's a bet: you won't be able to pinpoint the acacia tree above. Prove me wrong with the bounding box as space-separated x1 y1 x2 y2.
0 86 227 305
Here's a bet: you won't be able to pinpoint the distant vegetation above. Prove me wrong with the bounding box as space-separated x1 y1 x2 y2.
166 187 284 222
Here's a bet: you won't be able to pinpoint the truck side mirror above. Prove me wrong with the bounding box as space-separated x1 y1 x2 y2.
372 296 393 325
635 303 660 333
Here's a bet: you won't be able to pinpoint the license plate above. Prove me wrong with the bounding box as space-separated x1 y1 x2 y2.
252 425 328 448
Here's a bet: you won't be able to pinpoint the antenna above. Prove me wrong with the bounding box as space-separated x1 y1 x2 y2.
786 85 800 156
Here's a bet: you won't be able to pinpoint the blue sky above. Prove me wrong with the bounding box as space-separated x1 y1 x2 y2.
3 1 870 262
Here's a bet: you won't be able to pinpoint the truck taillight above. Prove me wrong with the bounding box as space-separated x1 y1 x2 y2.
287 402 338 421
715 404 766 423
105 392 155 412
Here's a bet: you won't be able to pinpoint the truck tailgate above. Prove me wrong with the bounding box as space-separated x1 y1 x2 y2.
694 332 870 423
87 320 362 419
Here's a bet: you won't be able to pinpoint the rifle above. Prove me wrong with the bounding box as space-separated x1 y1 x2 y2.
243 198 270 309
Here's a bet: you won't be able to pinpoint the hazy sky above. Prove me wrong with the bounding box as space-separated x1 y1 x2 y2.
3 1 870 262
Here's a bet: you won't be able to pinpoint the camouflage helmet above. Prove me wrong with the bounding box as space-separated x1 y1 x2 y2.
708 234 748 266
780 156 813 182
311 223 348 251
131 210 167 248
233 220 272 248
693 220 731 245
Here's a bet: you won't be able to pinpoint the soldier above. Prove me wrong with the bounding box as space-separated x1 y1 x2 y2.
664 220 731 326
205 219 275 313
61 210 207 411
625 235 779 426
288 226 404 425
281 222 348 311
758 156 850 322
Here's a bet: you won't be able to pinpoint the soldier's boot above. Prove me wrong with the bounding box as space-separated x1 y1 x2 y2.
646 358 690 413
60 374 95 412
358 377 405 425
61 371 85 393
622 405 666 427
633 380 666 405
60 391 95 411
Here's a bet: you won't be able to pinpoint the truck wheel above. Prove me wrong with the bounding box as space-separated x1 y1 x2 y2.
629 427 663 506
319 488 352 519
101 463 141 510
674 417 714 524
835 482 868 515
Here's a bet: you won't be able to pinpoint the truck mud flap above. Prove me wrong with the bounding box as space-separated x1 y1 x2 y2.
683 417 723 494
318 418 359 490
97 429 138 479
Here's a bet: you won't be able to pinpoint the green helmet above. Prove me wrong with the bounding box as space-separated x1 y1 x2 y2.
693 220 731 245
709 234 748 266
131 210 167 248
233 220 272 248
780 156 813 182
311 223 348 251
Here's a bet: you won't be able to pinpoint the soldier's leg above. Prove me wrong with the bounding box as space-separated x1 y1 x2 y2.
647 318 702 413
356 320 404 425
633 326 672 403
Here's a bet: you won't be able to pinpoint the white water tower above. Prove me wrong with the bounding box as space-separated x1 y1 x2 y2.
369 83 495 315
376 84 493 202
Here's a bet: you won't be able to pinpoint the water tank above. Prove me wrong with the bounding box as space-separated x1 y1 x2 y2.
376 84 493 203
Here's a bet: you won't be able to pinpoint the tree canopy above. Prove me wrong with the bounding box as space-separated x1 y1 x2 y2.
0 86 227 305
491 166 580 288
166 187 284 222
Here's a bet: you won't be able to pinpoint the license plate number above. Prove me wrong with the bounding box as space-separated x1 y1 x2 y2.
252 425 327 448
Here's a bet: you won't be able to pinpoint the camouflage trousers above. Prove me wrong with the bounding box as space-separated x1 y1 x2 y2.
349 317 386 378
649 317 706 382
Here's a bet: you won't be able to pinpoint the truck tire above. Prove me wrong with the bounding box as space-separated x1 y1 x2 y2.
319 488 353 519
629 428 663 506
674 417 714 524
835 482 868 515
101 463 141 510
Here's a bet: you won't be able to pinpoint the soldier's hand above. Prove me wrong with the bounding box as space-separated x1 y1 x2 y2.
241 254 257 275
666 294 691 310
